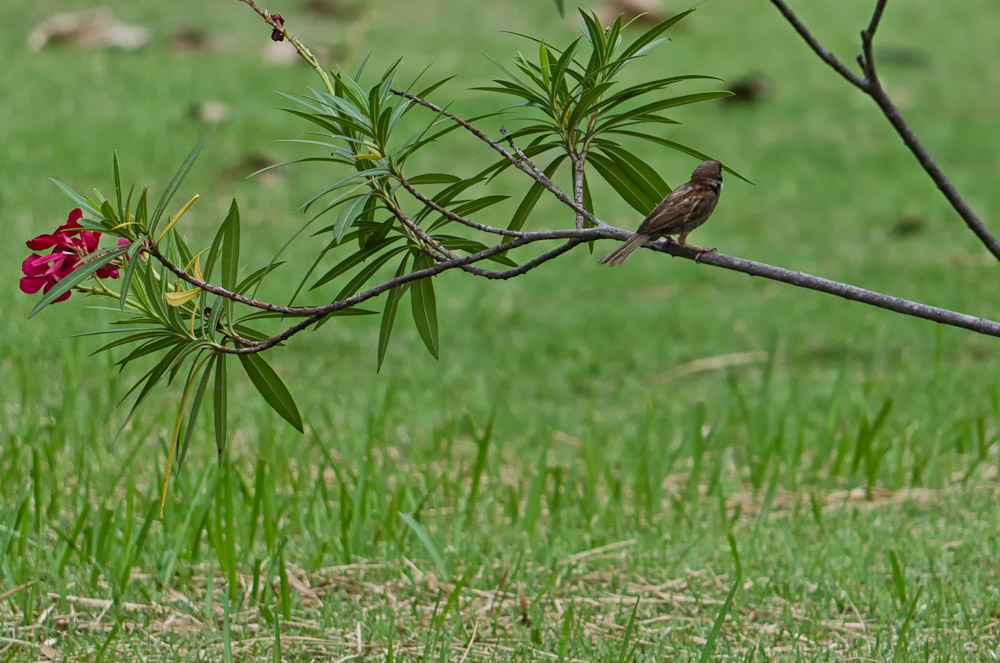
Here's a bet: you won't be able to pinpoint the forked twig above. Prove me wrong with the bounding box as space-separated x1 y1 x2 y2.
769 0 1000 261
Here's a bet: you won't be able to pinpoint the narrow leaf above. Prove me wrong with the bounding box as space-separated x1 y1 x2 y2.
28 247 128 317
238 353 304 432
150 135 209 232
334 193 370 243
587 152 655 214
220 200 241 292
377 256 410 372
406 173 462 185
410 255 440 360
508 155 566 233
214 354 228 457
49 179 102 218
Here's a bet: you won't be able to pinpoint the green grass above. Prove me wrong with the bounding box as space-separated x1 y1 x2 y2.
3 0 1000 660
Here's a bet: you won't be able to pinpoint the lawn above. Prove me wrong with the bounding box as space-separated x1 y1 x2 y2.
3 0 1000 661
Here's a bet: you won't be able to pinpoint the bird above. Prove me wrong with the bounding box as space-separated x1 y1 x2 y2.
598 160 723 266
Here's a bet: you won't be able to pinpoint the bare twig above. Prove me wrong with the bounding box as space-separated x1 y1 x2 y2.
769 0 1000 261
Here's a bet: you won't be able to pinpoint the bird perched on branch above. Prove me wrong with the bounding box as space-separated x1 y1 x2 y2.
599 160 723 266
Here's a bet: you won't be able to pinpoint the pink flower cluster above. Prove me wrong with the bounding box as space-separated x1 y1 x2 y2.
20 209 126 303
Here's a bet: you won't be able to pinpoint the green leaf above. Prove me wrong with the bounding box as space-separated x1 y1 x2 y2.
410 255 439 360
888 549 907 604
377 256 410 372
587 151 656 214
596 143 671 201
316 245 407 296
177 355 214 470
116 336 184 368
399 513 447 576
696 533 742 663
471 81 549 108
548 38 581 105
508 155 567 233
565 81 617 136
435 235 518 267
220 200 241 292
594 75 721 115
50 179 102 218
238 353 303 433
118 237 147 310
118 341 199 438
113 151 124 221
607 130 754 183
90 330 173 356
406 173 462 185
596 92 733 134
412 175 487 224
307 237 401 291
334 193 370 243
135 188 149 228
214 354 228 457
28 247 129 318
150 135 209 233
614 9 696 69
296 171 372 213
235 262 285 295
538 40 551 88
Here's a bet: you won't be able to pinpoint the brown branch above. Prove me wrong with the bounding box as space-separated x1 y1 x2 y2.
149 225 1000 355
572 151 587 231
769 0 1000 262
146 228 606 319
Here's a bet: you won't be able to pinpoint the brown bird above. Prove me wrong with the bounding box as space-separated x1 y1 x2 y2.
599 160 723 266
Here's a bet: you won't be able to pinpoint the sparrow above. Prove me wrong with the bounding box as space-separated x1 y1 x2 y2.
598 160 723 266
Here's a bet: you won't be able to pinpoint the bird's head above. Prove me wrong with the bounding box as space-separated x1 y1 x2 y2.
691 160 723 187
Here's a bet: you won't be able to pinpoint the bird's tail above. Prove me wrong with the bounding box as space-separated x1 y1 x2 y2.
598 233 651 266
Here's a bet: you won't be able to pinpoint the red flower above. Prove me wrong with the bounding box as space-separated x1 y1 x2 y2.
20 208 122 303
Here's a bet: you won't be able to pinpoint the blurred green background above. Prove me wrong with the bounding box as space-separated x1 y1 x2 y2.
3 1 1000 660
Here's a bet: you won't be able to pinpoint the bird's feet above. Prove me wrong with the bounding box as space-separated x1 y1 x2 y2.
678 242 717 263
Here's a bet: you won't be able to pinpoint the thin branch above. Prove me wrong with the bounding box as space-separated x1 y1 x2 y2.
498 127 564 200
149 224 1000 355
381 193 536 280
769 0 1000 262
767 0 865 88
691 248 1000 338
382 197 456 261
392 89 610 230
146 228 606 318
395 174 526 237
865 0 889 38
572 152 587 231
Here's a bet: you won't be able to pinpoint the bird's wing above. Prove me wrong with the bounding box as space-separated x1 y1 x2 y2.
636 186 700 235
